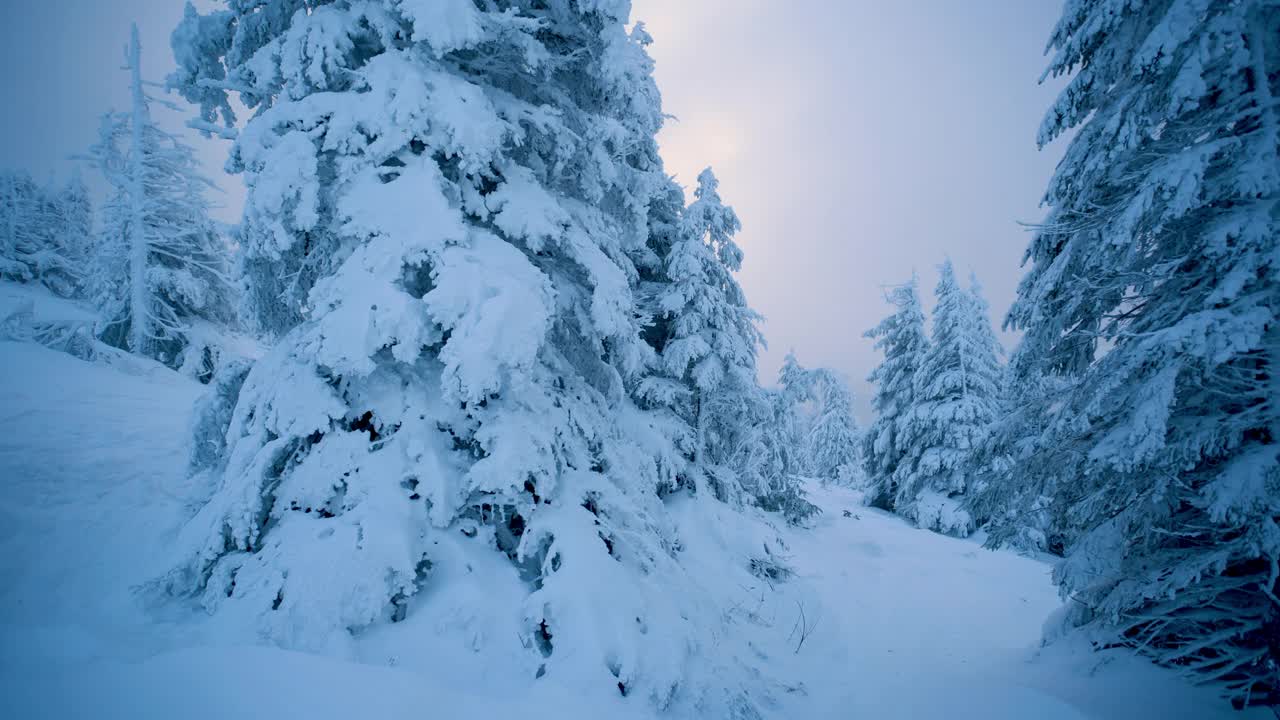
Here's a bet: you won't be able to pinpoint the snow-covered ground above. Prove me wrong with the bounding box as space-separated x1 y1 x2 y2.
0 339 1261 719
775 484 1260 719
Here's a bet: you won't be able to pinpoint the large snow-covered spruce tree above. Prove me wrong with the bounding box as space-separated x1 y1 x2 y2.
1001 0 1280 704
167 1 777 711
861 276 929 510
894 261 1002 536
88 25 234 372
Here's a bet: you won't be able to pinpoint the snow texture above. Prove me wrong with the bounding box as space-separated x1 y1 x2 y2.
0 346 1261 720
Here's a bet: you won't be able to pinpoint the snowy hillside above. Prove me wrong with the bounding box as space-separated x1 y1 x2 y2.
0 341 1256 720
0 0 1275 714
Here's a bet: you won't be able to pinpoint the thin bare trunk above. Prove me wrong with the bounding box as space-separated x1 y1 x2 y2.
126 24 150 355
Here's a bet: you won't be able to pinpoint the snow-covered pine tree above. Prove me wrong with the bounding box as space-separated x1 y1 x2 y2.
87 25 234 373
55 171 94 282
965 370 1066 553
964 272 1062 553
861 276 929 510
952 271 1009 514
703 351 818 524
894 261 1002 536
0 173 34 283
777 350 816 475
1002 0 1280 704
643 167 763 504
167 1 778 711
964 272 1005 399
0 170 87 297
778 350 812 399
806 368 863 486
732 385 820 525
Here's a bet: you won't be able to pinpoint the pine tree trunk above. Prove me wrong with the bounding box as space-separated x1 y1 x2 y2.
126 24 150 356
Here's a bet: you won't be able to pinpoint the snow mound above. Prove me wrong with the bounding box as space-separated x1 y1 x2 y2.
911 489 975 537
0 280 260 381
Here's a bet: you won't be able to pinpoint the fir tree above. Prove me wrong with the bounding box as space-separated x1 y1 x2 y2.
659 168 759 395
777 350 817 476
966 370 1067 554
56 171 94 279
703 351 819 524
894 261 1002 536
0 170 88 297
1001 0 1280 703
731 380 819 525
87 25 234 371
861 277 929 510
806 368 863 487
166 2 780 710
644 168 763 503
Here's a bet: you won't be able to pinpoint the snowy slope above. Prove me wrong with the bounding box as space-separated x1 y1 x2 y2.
769 485 1264 719
0 281 98 329
0 340 205 667
0 339 1261 719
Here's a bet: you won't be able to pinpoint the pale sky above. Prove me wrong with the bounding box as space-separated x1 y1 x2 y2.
0 1 1068 419
638 1 1069 418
